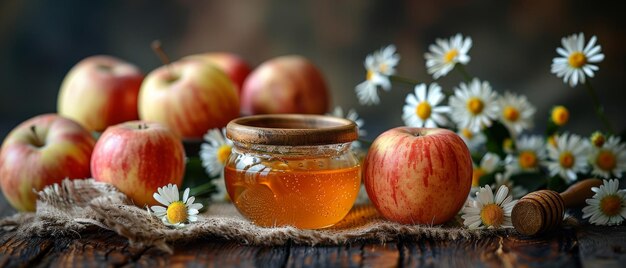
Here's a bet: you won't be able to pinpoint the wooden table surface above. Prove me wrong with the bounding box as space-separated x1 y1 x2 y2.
0 192 625 267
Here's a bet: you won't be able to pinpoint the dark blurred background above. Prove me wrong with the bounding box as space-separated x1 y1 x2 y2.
1 0 625 142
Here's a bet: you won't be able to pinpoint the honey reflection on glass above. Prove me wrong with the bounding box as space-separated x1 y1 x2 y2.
224 157 361 229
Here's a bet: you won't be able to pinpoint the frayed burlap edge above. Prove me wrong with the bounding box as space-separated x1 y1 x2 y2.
0 179 566 253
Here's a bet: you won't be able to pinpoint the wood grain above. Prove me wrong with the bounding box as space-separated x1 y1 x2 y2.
512 179 601 236
577 225 626 267
0 190 625 267
226 114 358 146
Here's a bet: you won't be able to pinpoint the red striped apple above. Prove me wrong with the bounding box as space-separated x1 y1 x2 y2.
91 121 185 207
57 55 144 132
184 52 252 95
363 127 472 224
240 55 329 115
0 114 95 211
138 59 240 139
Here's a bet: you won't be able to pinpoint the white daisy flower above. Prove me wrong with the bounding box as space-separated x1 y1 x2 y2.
449 78 499 133
329 106 367 149
355 45 400 105
497 92 536 136
551 33 604 87
545 133 590 183
424 33 472 79
462 185 517 229
582 179 626 226
505 135 547 175
200 128 233 200
472 153 501 192
402 83 450 128
492 173 527 199
589 136 626 178
457 127 487 152
150 184 203 228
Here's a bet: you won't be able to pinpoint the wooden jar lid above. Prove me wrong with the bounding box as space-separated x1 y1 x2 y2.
226 114 358 146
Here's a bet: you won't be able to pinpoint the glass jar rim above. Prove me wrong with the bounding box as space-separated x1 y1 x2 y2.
226 114 358 146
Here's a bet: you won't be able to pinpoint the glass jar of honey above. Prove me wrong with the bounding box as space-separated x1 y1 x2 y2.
224 114 361 229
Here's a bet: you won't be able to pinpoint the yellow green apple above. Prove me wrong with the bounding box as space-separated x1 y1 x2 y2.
138 59 240 139
0 114 96 211
184 52 252 95
57 55 144 132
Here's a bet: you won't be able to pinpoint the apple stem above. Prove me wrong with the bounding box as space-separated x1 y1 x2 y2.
151 40 173 73
30 125 43 147
138 123 149 130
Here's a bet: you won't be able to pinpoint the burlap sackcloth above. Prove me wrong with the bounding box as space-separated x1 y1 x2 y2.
0 179 533 253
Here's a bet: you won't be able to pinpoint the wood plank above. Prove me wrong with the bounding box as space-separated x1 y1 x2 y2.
0 230 54 268
285 243 364 267
397 228 580 268
577 225 626 268
134 239 291 267
361 243 399 268
44 229 136 267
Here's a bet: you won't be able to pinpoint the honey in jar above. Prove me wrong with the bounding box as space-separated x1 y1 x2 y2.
224 114 361 229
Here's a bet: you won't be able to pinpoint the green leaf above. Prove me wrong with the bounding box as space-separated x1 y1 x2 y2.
182 156 217 194
478 172 497 187
510 172 547 192
482 121 511 159
545 120 559 137
547 175 568 192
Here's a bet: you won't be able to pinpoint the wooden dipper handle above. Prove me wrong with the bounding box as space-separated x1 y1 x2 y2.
512 179 602 236
560 178 603 208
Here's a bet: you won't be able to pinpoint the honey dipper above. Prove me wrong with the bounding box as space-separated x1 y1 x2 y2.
511 178 602 236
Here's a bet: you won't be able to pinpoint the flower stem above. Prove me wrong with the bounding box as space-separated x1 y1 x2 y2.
188 182 216 197
584 81 615 134
390 75 420 85
455 64 472 83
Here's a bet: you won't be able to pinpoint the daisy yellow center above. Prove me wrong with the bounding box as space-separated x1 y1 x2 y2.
472 168 485 187
559 152 575 168
217 145 232 164
366 70 374 81
503 106 520 122
415 102 432 120
519 151 538 169
596 150 617 171
444 49 459 63
467 98 485 115
551 106 569 126
462 128 473 139
380 63 388 73
480 204 504 227
568 52 587 68
600 195 622 216
166 201 188 224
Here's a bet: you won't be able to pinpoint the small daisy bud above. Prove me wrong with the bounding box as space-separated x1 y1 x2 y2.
548 134 559 148
551 106 569 126
590 131 605 148
503 138 515 153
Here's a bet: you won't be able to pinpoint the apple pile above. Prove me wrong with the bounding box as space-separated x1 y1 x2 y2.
1 45 333 211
